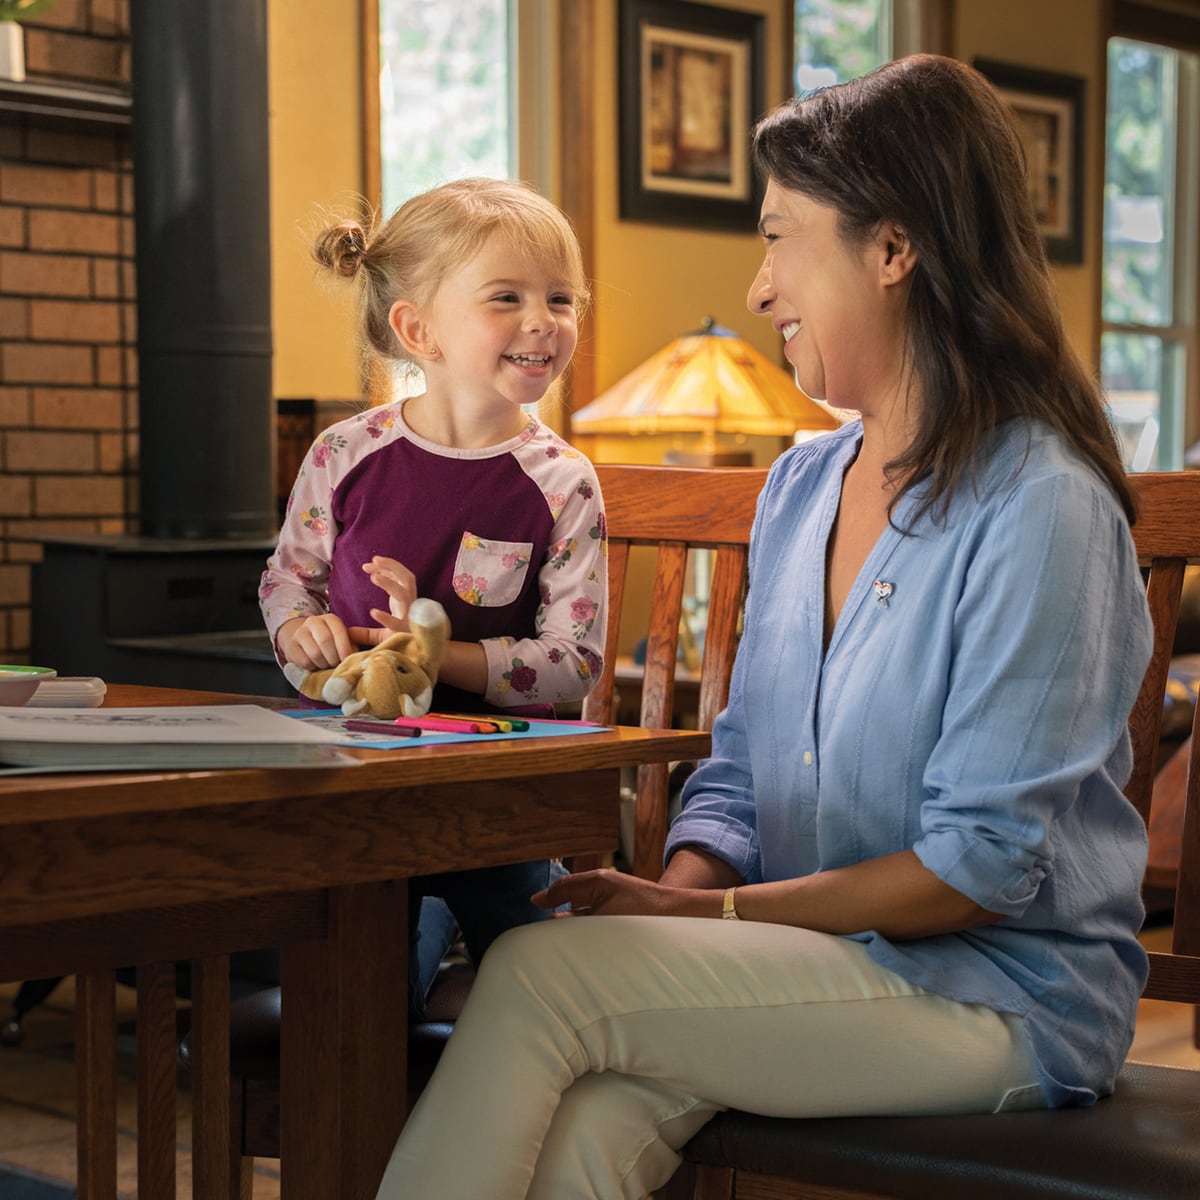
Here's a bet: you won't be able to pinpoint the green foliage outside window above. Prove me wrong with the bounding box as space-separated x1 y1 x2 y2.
792 0 889 94
379 0 512 215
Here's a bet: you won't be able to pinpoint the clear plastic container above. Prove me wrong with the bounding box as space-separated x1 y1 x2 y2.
27 676 107 708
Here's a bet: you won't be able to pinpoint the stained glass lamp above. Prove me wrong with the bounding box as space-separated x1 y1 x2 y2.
570 317 840 465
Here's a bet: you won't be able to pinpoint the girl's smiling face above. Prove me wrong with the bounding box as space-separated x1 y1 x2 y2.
747 180 905 416
417 233 579 420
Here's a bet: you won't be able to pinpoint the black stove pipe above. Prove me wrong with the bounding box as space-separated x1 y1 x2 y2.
129 0 275 539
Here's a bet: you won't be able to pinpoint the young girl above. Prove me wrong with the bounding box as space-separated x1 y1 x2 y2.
259 177 607 1015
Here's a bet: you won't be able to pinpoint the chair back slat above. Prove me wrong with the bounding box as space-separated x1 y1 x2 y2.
585 464 767 878
698 546 749 733
1173 711 1200 964
1126 558 1186 823
582 539 629 725
640 543 688 731
633 761 671 882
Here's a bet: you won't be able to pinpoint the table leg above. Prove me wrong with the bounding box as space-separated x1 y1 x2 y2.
75 968 118 1200
281 880 408 1200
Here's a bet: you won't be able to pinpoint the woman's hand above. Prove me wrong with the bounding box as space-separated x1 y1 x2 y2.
532 869 719 919
277 613 356 670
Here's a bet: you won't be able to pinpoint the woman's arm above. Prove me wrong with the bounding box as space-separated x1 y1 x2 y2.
658 846 744 889
538 849 998 939
730 850 999 937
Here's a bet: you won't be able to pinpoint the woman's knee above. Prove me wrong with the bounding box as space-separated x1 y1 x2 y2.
471 919 561 996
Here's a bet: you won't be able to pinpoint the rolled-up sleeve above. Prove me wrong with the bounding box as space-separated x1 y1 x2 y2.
914 472 1152 916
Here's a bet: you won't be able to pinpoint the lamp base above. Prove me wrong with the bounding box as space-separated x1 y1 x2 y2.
663 448 754 467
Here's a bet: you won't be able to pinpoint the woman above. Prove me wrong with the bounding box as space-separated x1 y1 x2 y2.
374 54 1154 1200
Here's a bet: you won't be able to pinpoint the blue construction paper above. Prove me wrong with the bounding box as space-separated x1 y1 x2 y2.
281 709 608 749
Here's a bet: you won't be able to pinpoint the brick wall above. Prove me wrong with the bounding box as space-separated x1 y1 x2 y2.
0 1 133 664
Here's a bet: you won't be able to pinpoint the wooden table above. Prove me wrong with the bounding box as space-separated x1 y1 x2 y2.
0 685 710 1200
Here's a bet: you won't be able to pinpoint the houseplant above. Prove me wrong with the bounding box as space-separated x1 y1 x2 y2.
0 0 54 84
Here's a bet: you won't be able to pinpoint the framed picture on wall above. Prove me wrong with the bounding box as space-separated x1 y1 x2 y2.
974 58 1086 264
618 0 766 230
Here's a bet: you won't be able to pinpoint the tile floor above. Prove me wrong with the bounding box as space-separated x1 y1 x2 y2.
1 927 1197 1198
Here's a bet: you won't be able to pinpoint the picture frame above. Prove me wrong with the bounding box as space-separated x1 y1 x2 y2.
974 58 1086 264
618 0 766 231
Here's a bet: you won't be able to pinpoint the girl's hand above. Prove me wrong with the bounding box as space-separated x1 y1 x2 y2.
362 555 418 622
532 869 715 919
277 613 356 670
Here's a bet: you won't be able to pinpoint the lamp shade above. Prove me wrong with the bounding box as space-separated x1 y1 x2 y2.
571 318 840 438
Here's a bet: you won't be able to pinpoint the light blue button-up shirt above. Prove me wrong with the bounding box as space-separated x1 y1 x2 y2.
667 419 1154 1106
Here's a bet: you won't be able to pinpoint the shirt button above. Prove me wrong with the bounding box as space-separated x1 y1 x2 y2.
803 751 813 765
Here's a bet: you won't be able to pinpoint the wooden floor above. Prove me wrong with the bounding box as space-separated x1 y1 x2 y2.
1 927 1197 1198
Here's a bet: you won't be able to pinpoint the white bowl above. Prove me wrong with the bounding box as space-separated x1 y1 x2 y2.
0 665 57 706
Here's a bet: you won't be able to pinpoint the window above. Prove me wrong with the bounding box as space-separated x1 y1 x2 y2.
791 0 892 92
378 0 515 214
1102 36 1199 470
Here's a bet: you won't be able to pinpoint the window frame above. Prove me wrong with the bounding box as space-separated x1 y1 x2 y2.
1104 4 1200 466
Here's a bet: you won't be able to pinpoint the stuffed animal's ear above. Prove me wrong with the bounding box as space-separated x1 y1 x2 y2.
407 599 451 681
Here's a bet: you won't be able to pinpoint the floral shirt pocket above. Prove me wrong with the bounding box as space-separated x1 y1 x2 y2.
453 533 533 607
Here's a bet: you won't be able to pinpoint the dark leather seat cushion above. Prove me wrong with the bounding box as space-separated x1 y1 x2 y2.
681 1060 1200 1200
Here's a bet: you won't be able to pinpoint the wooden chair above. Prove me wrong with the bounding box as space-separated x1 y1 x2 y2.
581 463 767 876
664 469 1200 1200
216 462 769 1190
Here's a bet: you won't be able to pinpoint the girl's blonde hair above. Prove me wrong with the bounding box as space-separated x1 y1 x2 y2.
312 177 590 368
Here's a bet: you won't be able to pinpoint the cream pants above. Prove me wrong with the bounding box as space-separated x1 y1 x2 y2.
375 915 1041 1200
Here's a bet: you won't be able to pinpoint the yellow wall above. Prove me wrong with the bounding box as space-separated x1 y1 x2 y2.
268 0 365 401
590 0 789 401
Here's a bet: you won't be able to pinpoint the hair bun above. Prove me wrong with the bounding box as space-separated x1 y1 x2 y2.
313 221 368 278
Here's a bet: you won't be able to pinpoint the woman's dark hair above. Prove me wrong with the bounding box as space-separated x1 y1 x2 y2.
753 54 1135 523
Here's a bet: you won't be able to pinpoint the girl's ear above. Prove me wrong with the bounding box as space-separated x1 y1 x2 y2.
388 300 441 361
877 221 917 286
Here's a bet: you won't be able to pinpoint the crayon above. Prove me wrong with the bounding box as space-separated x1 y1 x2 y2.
392 715 496 734
430 711 530 732
344 720 422 737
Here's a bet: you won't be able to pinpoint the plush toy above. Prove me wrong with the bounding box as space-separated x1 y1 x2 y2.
283 598 451 719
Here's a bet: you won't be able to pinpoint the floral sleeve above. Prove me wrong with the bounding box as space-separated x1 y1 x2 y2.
480 461 607 707
258 431 345 661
